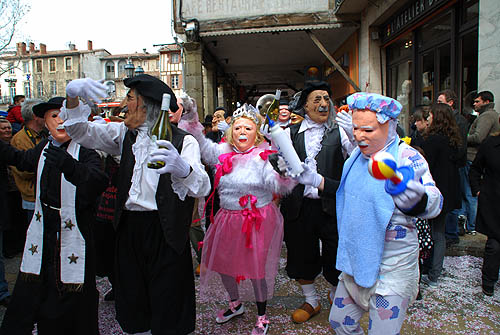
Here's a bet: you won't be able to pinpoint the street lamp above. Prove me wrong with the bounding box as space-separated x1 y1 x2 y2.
134 65 144 75
124 60 135 78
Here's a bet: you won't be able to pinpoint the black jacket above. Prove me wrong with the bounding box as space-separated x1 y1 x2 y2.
469 135 500 240
280 123 345 220
421 134 461 214
114 124 195 255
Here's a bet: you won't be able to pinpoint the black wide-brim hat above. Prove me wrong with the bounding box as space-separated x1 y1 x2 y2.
295 81 332 111
33 97 65 118
124 74 178 112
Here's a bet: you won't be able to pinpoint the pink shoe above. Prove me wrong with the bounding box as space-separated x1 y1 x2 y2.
251 315 269 335
215 300 245 324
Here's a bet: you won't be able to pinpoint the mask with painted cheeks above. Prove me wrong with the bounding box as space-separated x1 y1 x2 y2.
230 117 257 152
45 109 71 143
352 109 390 158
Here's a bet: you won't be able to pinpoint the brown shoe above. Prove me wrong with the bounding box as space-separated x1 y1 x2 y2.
195 264 201 276
291 302 321 323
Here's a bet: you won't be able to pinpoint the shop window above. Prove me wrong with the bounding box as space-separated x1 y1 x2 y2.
387 34 413 64
462 0 479 24
439 44 451 92
421 51 434 105
419 11 451 48
460 30 478 116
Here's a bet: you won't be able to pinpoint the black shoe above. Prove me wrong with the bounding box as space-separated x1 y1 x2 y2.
104 289 115 301
482 285 494 297
457 215 466 236
0 296 11 307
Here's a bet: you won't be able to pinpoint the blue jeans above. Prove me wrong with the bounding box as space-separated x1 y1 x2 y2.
445 166 468 240
463 162 478 231
0 230 10 300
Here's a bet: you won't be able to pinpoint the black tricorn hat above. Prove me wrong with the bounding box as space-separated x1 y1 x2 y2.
33 97 65 118
295 81 332 111
124 74 178 112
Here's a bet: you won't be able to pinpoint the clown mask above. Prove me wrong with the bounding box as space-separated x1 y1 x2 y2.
45 109 71 144
231 117 257 152
278 105 291 122
352 109 389 157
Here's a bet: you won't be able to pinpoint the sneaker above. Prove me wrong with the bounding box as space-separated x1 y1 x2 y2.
251 315 270 335
482 285 494 297
215 300 245 324
421 274 438 287
466 230 477 235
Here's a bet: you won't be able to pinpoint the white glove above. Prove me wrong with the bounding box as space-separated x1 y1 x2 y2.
149 140 191 178
336 110 354 141
180 92 198 122
259 123 272 141
92 115 107 124
217 121 229 133
66 78 108 105
392 179 425 210
293 163 323 188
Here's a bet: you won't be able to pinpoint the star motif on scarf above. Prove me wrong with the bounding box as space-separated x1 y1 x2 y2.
35 211 42 222
28 244 38 255
64 220 75 230
68 253 78 264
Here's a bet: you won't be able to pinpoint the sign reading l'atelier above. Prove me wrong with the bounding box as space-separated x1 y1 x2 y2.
381 0 449 43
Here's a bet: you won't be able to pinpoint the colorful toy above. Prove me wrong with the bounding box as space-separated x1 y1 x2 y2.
368 151 414 195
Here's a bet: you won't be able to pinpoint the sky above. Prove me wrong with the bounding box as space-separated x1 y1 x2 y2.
15 0 175 55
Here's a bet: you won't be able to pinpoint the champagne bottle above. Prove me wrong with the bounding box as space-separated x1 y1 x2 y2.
147 93 173 169
265 89 281 125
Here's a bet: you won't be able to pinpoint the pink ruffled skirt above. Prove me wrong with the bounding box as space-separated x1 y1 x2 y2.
199 202 284 302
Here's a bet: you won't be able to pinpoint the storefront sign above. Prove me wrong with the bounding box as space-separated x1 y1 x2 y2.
381 0 449 43
180 0 328 21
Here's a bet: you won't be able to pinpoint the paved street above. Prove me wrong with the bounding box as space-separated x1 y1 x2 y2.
0 233 499 334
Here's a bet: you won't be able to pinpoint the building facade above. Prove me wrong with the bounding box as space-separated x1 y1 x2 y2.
0 41 110 106
100 51 160 101
159 44 183 98
173 0 499 129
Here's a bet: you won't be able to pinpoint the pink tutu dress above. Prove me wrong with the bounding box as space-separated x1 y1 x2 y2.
198 140 296 302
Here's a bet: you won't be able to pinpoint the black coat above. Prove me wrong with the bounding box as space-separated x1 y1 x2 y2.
469 135 500 241
421 133 461 214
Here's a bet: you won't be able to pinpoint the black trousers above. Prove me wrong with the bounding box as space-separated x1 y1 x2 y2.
94 221 116 285
284 198 340 286
482 237 500 289
114 210 195 335
0 207 99 335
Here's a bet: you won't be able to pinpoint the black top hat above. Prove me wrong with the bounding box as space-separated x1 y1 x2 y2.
202 115 213 126
295 81 332 111
124 74 178 112
33 97 65 118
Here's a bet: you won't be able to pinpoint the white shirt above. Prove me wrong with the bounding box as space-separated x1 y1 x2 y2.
60 103 210 211
297 116 355 199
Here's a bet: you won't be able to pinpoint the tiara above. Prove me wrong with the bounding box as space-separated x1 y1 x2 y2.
232 103 260 124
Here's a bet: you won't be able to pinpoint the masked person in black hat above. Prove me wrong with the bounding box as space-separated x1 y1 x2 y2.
0 97 108 335
60 75 210 335
279 82 355 324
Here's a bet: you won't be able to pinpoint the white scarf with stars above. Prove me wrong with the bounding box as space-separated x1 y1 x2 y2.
21 141 86 284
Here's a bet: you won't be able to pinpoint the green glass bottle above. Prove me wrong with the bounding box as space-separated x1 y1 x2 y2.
147 93 173 169
265 89 281 125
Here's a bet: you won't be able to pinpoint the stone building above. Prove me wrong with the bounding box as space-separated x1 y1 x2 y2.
100 51 160 101
173 0 499 131
0 41 110 105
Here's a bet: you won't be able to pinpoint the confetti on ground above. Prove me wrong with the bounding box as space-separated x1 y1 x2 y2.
93 254 499 334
